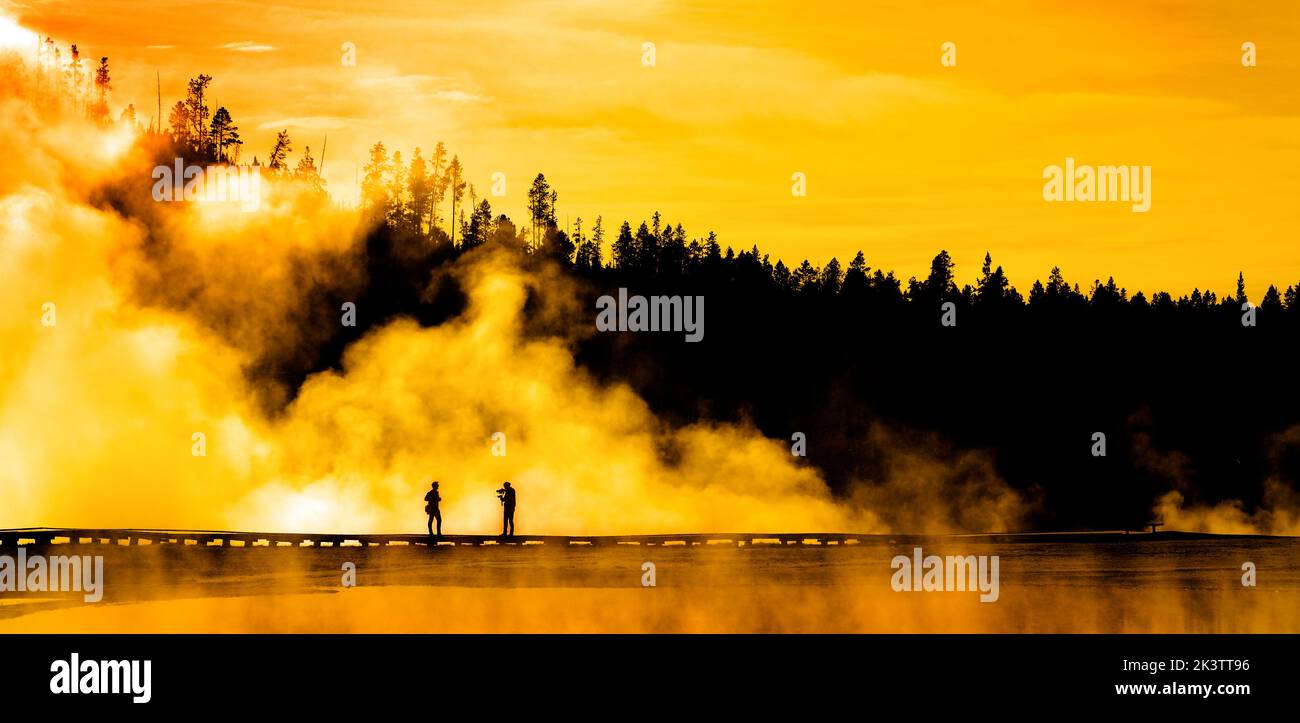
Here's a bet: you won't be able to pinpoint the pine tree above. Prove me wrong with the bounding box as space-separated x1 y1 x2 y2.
294 145 323 193
92 57 111 122
184 74 213 157
447 156 465 245
407 149 430 234
427 142 447 236
611 221 635 270
268 130 293 172
526 173 554 249
820 257 843 295
209 107 241 162
168 101 191 147
361 142 392 213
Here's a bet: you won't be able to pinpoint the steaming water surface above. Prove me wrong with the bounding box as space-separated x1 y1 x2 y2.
2 538 1296 632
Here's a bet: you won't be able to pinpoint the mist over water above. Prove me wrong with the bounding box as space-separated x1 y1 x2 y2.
3 539 1296 633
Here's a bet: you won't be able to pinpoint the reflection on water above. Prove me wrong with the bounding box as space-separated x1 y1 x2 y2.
1 539 1296 632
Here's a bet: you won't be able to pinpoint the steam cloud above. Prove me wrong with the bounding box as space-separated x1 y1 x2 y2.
1 48 868 535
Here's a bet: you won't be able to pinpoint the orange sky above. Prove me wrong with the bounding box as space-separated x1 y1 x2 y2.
6 0 1300 295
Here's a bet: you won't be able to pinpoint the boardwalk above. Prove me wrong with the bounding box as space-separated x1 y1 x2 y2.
0 527 1254 548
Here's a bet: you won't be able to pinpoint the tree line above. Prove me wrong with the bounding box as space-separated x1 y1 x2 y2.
160 74 324 194
31 38 128 125
37 48 1297 321
354 145 1300 321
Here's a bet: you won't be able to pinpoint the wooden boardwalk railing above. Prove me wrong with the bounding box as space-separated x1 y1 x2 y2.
0 527 1246 548
0 528 875 547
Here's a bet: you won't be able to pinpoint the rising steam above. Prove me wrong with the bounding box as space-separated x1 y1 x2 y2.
17 39 1290 537
0 46 891 535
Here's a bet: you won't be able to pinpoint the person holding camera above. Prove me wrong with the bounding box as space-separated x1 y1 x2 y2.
497 481 516 537
424 480 442 540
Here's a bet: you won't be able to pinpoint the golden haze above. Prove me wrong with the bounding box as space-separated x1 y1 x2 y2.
1 6 1298 536
8 0 1300 295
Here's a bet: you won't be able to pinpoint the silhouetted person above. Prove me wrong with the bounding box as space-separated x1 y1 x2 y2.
424 481 441 539
497 481 516 537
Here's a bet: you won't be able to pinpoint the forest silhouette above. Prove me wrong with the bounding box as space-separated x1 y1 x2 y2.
93 67 1300 532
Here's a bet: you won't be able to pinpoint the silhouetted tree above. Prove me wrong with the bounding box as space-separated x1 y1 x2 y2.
360 141 391 213
184 74 213 157
167 101 190 147
91 57 110 123
268 130 292 172
908 249 958 309
462 199 492 248
209 107 241 162
1262 285 1283 316
611 221 635 271
294 145 323 193
820 257 843 296
427 142 448 238
526 173 556 250
446 156 465 246
406 149 430 235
